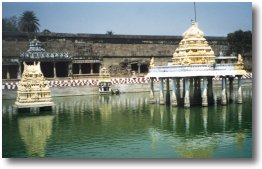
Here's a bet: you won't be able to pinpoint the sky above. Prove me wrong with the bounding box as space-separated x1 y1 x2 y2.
2 2 252 36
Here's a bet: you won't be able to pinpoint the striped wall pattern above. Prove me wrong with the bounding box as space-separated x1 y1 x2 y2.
2 73 252 90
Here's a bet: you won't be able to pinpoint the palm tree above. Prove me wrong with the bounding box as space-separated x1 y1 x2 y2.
19 11 40 33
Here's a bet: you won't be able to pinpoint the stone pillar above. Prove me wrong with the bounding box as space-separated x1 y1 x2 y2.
221 77 227 105
79 64 82 74
207 77 214 104
176 78 181 99
202 77 208 106
53 62 57 78
183 78 186 98
229 77 234 103
159 78 165 105
190 78 194 100
68 62 72 77
6 66 10 79
90 63 93 74
17 63 21 79
138 63 141 74
171 78 177 106
149 78 155 103
184 78 190 108
166 78 170 105
237 76 243 104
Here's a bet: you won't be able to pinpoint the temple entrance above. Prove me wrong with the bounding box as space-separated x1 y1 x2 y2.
130 62 148 74
93 63 100 73
40 62 54 78
73 63 79 74
140 64 148 73
131 63 138 72
2 65 19 79
81 63 90 74
56 62 68 77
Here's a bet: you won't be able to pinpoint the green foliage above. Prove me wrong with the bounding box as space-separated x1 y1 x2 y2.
2 16 19 32
106 31 114 35
19 11 40 33
227 30 252 58
42 29 51 33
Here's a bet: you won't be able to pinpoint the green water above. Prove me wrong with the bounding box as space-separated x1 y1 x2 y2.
2 88 252 158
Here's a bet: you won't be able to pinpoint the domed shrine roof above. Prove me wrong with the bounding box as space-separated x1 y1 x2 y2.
172 21 215 65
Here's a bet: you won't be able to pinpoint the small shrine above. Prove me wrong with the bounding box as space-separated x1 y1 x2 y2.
14 62 55 111
98 67 112 94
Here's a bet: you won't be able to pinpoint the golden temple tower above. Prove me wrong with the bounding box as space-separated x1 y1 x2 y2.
172 21 216 65
15 62 54 110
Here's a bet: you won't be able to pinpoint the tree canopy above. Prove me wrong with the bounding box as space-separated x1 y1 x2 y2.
227 30 252 57
106 31 114 35
2 16 19 32
18 11 40 33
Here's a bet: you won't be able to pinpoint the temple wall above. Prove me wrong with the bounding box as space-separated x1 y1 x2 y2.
2 32 228 59
2 32 228 78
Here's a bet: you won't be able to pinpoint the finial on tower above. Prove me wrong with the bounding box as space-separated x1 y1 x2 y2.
194 2 197 22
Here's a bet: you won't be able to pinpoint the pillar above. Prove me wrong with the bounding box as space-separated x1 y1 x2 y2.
184 78 190 108
176 78 181 99
53 62 57 78
159 78 165 105
79 64 82 74
237 76 243 104
207 77 214 104
68 62 72 77
229 77 234 103
149 78 155 103
90 63 93 74
183 78 186 98
171 78 177 106
202 77 208 106
221 77 227 105
189 78 194 100
138 63 141 74
6 66 10 79
166 78 170 105
17 63 21 79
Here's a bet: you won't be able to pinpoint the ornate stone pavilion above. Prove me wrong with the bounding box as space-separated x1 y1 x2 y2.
19 38 71 78
17 38 102 79
147 21 246 107
14 62 55 111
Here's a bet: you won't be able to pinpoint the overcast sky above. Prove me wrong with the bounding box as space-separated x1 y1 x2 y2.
2 2 252 36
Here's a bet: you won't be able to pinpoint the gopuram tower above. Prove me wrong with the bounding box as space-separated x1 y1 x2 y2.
172 21 216 65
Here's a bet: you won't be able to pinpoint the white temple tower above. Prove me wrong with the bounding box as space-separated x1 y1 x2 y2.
15 62 55 111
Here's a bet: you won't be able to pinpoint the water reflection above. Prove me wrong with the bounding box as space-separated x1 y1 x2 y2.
2 88 252 158
18 115 54 157
147 95 251 158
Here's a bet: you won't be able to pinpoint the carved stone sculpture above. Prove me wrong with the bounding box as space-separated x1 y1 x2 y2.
15 62 54 108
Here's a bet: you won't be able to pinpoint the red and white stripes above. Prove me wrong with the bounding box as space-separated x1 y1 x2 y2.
2 73 253 90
